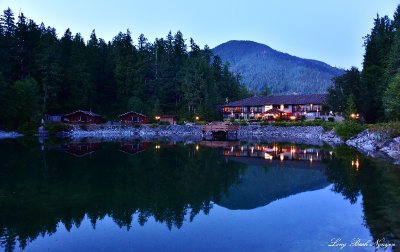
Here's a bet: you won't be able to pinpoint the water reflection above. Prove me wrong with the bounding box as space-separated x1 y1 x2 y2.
215 142 333 162
0 139 399 251
0 140 245 251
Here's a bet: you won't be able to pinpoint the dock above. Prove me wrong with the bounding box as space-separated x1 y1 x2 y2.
200 122 239 140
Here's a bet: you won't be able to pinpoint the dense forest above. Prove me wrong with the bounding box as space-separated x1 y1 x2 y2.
0 8 249 130
327 4 400 123
213 40 344 94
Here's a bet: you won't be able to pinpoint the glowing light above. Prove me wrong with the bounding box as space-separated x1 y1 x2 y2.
264 153 273 160
155 116 160 120
155 145 161 149
251 146 254 154
280 154 284 161
290 116 296 121
329 151 333 156
309 156 313 162
195 145 199 151
195 116 199 121
352 158 360 170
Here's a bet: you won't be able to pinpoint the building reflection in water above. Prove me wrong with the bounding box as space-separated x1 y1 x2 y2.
211 142 334 162
65 140 102 157
120 141 149 155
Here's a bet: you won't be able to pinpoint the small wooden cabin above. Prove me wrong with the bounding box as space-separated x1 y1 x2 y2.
160 115 176 125
62 110 102 124
119 111 148 124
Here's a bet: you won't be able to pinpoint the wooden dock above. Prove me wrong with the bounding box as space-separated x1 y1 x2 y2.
200 122 239 140
200 122 239 132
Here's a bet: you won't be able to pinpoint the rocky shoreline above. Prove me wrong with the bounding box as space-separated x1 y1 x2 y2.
66 124 342 145
0 130 23 139
346 130 400 165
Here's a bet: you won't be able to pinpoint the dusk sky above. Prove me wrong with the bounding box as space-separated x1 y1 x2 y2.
1 0 398 69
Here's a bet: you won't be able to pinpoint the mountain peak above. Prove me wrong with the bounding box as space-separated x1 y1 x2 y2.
212 40 343 94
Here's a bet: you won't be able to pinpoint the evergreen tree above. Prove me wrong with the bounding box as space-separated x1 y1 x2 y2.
383 73 400 120
0 8 249 129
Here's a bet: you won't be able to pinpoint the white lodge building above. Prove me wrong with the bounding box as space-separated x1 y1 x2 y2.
222 94 327 120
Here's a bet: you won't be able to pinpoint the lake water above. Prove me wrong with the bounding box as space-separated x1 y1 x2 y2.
0 138 399 252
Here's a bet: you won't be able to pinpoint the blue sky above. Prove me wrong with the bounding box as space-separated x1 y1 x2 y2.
1 0 398 69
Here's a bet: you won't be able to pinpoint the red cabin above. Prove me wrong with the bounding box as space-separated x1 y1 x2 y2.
62 110 102 124
119 111 149 124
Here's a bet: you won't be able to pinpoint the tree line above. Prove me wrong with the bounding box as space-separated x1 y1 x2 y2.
0 8 249 130
327 4 400 123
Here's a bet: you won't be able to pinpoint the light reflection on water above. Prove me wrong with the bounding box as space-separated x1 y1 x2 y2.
0 138 399 251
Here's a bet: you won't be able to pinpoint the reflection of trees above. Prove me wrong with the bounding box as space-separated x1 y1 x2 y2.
325 145 400 248
0 140 245 251
324 146 363 204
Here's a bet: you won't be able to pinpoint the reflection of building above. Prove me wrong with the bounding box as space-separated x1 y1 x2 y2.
120 142 149 155
66 141 101 157
222 94 326 120
62 110 102 124
221 144 332 162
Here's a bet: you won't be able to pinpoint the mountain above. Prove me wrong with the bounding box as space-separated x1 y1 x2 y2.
212 40 344 94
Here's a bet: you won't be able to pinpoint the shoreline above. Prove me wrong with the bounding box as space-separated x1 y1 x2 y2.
0 130 23 139
64 125 400 164
2 125 399 164
65 125 341 144
346 130 400 165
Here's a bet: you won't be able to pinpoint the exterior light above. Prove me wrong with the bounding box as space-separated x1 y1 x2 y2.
195 145 199 151
195 116 199 120
264 153 273 160
155 145 161 149
290 116 296 120
155 116 160 120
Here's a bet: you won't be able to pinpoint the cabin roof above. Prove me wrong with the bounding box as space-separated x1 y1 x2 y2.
224 94 327 107
118 111 147 118
64 110 102 117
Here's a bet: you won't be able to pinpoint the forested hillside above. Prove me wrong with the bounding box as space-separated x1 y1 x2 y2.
327 4 400 123
0 8 249 130
213 40 344 94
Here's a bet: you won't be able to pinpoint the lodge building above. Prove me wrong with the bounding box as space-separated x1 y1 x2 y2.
222 94 327 120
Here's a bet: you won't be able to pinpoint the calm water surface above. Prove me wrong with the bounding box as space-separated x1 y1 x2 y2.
0 138 399 252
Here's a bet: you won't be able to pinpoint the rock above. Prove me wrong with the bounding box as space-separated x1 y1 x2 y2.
346 129 400 165
0 130 23 139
